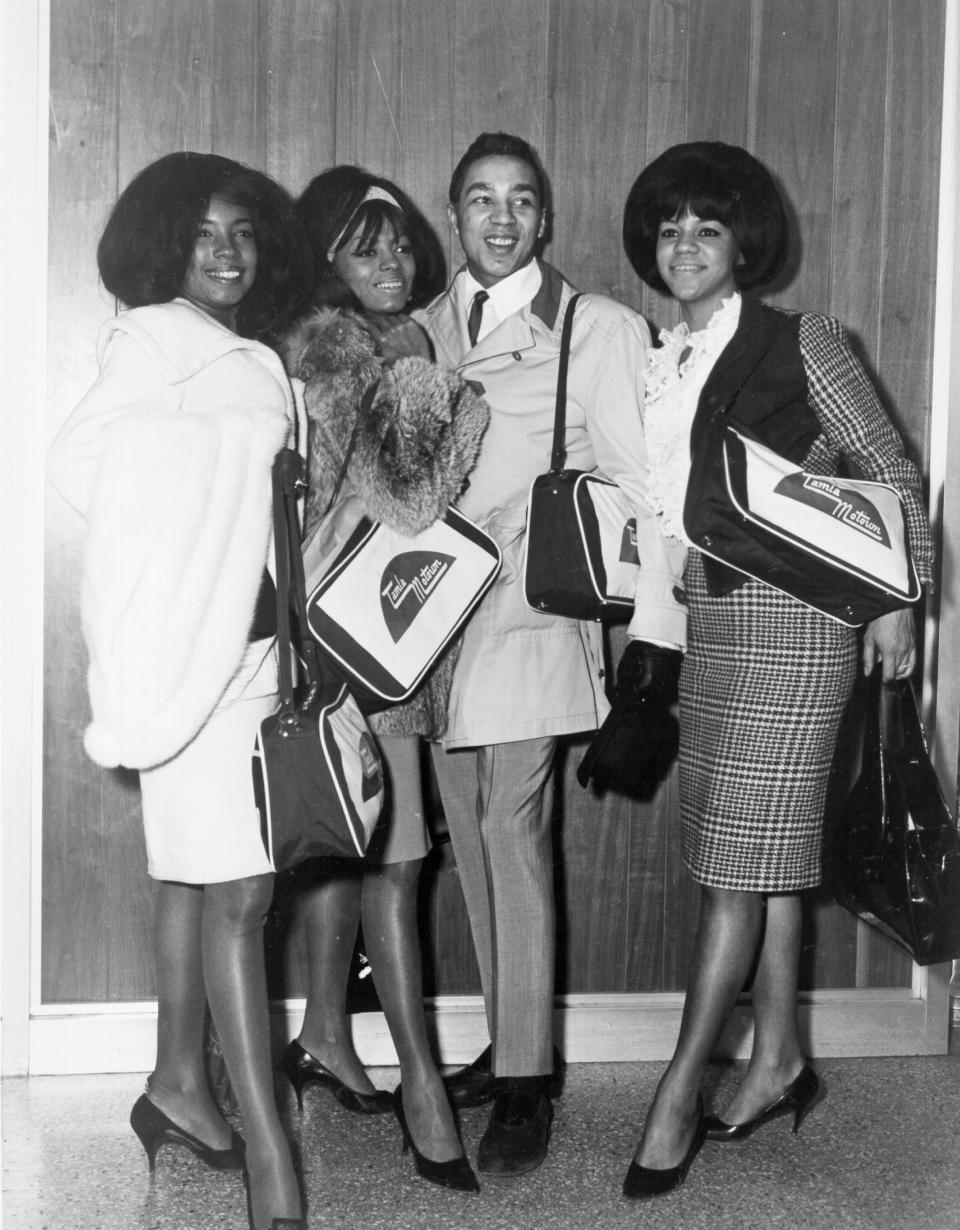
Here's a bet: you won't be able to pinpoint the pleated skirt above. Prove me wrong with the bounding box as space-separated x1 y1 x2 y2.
679 552 858 892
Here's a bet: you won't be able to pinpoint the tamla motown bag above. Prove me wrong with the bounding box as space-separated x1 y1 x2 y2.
253 449 384 871
306 507 501 711
253 679 384 867
523 293 641 622
687 423 920 627
524 470 640 621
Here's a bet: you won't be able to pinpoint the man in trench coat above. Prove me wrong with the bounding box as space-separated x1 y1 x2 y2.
417 131 687 1177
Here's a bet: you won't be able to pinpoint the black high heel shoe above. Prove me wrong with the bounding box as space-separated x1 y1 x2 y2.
392 1087 480 1193
282 1040 392 1115
242 1169 305 1230
622 1097 705 1200
703 1064 822 1141
129 1091 245 1172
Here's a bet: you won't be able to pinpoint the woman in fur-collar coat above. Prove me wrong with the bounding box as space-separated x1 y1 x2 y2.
279 167 488 1192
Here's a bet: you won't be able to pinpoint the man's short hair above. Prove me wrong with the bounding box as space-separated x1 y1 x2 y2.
448 132 547 206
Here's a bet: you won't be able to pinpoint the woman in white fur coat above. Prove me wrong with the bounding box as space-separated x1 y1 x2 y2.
47 152 311 1230
280 167 488 1193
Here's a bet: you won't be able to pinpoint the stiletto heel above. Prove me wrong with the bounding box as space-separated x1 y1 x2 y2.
129 1092 245 1172
282 1040 392 1114
622 1096 705 1199
703 1064 822 1142
392 1087 479 1193
242 1168 305 1230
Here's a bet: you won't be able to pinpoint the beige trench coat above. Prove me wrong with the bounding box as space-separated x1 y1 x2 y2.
417 263 687 749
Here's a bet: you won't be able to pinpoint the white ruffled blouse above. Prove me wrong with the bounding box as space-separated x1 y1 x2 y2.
643 294 741 542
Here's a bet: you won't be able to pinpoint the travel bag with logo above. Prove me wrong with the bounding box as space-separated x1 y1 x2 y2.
523 294 641 621
306 507 501 712
253 448 384 871
687 423 921 627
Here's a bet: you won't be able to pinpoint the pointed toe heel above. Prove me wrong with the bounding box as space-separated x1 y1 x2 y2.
129 1092 245 1172
704 1064 822 1142
622 1098 704 1200
392 1088 479 1193
282 1040 391 1115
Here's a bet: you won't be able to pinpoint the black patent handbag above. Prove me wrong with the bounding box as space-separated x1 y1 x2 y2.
826 671 960 965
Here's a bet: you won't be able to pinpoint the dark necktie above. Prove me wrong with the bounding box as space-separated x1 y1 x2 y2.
467 290 489 347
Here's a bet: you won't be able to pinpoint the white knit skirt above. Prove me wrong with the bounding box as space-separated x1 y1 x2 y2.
140 689 277 884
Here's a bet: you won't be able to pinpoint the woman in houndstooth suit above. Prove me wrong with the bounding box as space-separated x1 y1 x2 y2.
617 141 933 1200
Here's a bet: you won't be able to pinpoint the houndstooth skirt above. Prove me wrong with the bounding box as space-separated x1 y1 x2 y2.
679 552 858 892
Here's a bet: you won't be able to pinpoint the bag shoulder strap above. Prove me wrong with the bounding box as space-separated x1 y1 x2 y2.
320 380 379 520
548 293 583 474
272 448 321 709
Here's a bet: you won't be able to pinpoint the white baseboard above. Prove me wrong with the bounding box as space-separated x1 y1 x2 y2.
25 989 944 1076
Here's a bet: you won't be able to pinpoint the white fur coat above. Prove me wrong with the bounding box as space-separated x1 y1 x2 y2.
47 299 298 770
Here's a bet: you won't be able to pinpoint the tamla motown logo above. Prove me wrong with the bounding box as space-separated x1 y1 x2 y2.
774 473 890 548
619 518 639 564
380 551 455 642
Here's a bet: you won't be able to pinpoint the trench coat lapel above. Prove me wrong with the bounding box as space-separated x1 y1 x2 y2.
420 262 567 372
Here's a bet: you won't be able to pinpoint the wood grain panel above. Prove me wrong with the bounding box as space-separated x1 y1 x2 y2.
43 0 155 1003
549 0 652 301
262 0 339 195
397 0 455 253
557 739 633 993
876 2 945 462
753 0 838 312
333 1 404 179
42 0 944 1006
685 0 753 148
831 1 888 359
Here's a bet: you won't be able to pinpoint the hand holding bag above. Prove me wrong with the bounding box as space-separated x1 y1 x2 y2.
524 294 641 622
826 671 960 965
252 448 384 872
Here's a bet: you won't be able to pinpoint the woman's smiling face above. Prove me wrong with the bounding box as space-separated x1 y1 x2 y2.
333 219 416 314
180 196 258 330
655 211 741 330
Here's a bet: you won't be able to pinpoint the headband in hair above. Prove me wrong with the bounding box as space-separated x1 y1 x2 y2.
325 186 403 262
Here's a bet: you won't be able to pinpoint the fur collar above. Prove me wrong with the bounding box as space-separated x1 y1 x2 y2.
283 308 489 536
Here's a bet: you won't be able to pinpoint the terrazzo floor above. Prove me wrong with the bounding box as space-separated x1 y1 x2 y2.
2 1055 959 1229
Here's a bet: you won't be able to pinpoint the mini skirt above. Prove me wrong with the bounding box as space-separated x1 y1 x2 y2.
679 552 858 892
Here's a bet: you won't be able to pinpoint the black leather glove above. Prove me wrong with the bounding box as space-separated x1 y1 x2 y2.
615 640 682 711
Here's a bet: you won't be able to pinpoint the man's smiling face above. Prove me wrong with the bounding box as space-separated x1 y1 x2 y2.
447 155 546 288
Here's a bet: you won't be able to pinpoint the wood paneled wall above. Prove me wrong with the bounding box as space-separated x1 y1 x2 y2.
43 0 944 1004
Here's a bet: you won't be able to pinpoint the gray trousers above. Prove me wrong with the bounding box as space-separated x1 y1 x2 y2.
431 737 556 1078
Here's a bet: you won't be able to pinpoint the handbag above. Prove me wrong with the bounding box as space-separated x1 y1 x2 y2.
252 448 384 872
684 319 920 626
523 294 641 621
306 507 501 713
826 671 960 965
693 423 921 626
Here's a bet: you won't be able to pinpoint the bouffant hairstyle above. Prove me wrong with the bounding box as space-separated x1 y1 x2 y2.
448 132 547 207
296 165 445 313
622 141 788 293
96 151 311 338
